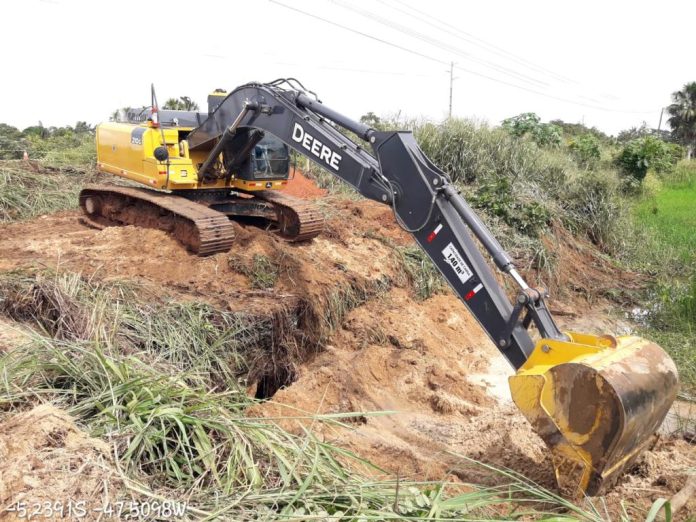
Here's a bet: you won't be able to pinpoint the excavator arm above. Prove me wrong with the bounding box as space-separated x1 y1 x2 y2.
188 79 556 370
187 79 679 496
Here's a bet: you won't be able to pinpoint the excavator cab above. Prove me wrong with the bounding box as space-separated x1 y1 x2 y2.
250 136 290 179
221 130 290 184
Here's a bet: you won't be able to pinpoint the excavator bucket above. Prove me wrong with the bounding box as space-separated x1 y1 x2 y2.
509 332 678 497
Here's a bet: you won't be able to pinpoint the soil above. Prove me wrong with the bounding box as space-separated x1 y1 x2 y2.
0 405 124 521
284 168 327 199
0 167 693 519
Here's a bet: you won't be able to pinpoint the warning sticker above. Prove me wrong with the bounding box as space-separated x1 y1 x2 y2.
442 242 473 284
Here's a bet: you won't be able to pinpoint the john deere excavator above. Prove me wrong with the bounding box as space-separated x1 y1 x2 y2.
83 78 679 497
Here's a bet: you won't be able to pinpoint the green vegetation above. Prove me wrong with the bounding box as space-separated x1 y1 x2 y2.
616 136 682 185
666 82 696 158
0 270 632 520
635 162 696 264
413 117 630 256
229 253 281 289
568 133 601 169
0 162 101 222
399 245 445 300
0 86 692 519
633 161 696 391
163 96 200 111
502 112 562 147
0 122 95 165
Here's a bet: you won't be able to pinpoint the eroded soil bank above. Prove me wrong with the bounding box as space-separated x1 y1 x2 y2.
0 171 693 519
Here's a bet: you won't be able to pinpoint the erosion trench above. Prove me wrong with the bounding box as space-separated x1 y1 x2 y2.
0 170 694 519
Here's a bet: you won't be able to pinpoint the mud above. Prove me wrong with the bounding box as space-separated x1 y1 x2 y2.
0 169 693 519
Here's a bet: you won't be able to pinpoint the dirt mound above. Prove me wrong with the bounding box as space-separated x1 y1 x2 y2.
0 405 123 521
284 168 327 198
0 171 693 518
258 288 552 481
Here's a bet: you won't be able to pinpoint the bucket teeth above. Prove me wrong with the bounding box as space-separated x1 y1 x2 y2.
509 334 679 497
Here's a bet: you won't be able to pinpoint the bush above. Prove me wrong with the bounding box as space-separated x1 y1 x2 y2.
0 122 95 166
616 136 683 184
501 112 562 147
469 177 550 236
568 133 601 169
0 124 28 160
661 159 696 188
413 119 625 245
561 169 627 249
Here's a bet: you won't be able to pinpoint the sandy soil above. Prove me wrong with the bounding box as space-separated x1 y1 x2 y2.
0 171 693 519
0 405 123 521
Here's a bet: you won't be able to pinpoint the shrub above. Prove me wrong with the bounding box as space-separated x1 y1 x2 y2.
616 136 683 184
501 112 562 147
0 124 28 160
469 177 550 236
568 133 601 169
663 159 696 188
561 169 627 250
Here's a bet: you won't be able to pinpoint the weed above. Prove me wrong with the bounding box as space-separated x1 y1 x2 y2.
0 269 626 521
399 245 445 300
0 162 101 222
229 253 280 289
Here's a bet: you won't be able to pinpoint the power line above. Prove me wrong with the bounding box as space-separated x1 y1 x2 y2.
383 0 627 103
269 0 654 114
268 0 450 66
383 0 577 85
331 0 550 89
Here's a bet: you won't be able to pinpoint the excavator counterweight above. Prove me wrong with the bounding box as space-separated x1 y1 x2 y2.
85 79 679 497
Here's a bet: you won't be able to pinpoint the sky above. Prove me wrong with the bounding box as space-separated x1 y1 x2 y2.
1 0 694 135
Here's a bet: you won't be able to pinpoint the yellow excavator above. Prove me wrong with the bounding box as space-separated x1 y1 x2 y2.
83 79 679 497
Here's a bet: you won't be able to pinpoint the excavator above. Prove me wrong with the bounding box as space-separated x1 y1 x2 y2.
83 78 679 497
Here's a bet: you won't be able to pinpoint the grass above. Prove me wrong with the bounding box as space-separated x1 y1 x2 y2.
0 161 101 222
631 161 696 392
229 253 281 289
634 167 696 266
0 135 686 519
398 245 446 301
0 269 649 521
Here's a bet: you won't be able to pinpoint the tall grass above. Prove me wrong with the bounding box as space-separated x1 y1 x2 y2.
0 161 101 222
306 118 631 267
0 269 633 520
414 119 631 253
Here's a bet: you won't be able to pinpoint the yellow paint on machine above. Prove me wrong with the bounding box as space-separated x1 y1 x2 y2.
509 332 679 497
96 122 288 192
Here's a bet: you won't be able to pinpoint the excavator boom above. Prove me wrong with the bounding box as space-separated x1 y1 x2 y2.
91 79 680 496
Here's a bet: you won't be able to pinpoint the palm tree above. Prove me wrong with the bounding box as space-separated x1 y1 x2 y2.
180 96 199 111
667 82 696 159
163 96 200 111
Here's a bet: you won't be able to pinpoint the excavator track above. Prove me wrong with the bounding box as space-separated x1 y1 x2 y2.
254 190 324 242
79 185 324 256
79 184 235 256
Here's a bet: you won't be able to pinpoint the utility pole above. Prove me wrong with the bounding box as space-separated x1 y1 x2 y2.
448 62 456 119
657 107 664 132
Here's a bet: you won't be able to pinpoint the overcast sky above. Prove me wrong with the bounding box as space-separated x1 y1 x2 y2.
2 0 693 135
